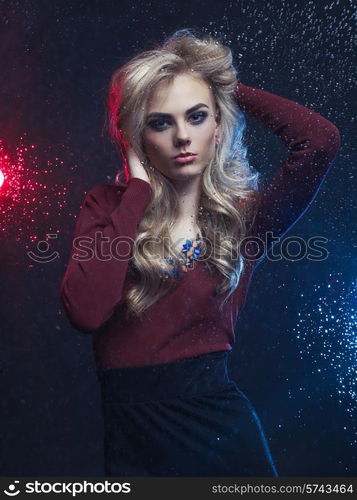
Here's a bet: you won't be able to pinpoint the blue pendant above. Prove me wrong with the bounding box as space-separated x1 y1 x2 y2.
163 235 202 277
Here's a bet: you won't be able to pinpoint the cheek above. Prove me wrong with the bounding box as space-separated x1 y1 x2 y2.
201 128 216 152
143 133 166 155
142 133 152 152
199 121 216 144
200 130 217 163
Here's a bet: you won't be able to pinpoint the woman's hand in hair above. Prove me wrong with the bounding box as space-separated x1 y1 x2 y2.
126 147 151 184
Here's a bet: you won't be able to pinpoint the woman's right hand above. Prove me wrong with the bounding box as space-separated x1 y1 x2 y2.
126 147 151 184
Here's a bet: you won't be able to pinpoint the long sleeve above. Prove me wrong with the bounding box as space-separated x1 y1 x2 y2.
234 83 341 265
59 178 153 333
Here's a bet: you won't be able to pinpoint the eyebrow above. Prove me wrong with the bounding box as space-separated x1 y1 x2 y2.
146 103 209 121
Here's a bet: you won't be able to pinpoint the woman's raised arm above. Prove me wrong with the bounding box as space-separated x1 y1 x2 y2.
59 178 152 333
234 83 341 266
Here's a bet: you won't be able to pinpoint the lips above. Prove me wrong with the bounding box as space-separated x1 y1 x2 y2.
174 152 197 159
174 154 197 164
173 152 197 165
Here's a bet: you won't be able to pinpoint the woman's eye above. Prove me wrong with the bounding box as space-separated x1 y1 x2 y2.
148 119 169 131
189 111 207 123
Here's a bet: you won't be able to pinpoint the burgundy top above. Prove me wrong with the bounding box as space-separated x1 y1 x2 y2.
59 83 341 369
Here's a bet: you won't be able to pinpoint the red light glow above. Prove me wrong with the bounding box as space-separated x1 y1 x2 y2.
0 135 76 252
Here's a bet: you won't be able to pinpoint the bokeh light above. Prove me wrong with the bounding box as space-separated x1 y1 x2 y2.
292 273 357 445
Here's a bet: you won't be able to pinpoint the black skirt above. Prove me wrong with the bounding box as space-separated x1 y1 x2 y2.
96 351 279 477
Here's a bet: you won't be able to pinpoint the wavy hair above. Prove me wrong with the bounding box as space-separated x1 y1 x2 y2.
106 28 261 320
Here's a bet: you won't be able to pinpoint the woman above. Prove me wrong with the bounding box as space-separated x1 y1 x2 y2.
60 29 341 476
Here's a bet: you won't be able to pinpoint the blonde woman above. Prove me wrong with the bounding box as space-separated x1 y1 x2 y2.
60 29 341 476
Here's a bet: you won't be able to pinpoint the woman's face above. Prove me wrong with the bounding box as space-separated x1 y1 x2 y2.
142 72 220 182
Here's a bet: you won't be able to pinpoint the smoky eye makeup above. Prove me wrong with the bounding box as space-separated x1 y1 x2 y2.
190 111 208 122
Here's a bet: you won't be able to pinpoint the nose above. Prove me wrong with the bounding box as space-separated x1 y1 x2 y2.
174 122 191 147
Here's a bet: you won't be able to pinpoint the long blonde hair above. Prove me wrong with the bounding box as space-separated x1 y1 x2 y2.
106 28 261 320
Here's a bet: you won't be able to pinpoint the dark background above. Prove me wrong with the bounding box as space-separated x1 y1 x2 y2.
0 0 355 476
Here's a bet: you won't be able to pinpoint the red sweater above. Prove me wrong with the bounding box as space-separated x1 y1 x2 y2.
59 83 341 369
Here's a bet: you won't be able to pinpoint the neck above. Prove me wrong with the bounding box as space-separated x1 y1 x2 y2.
171 176 202 221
